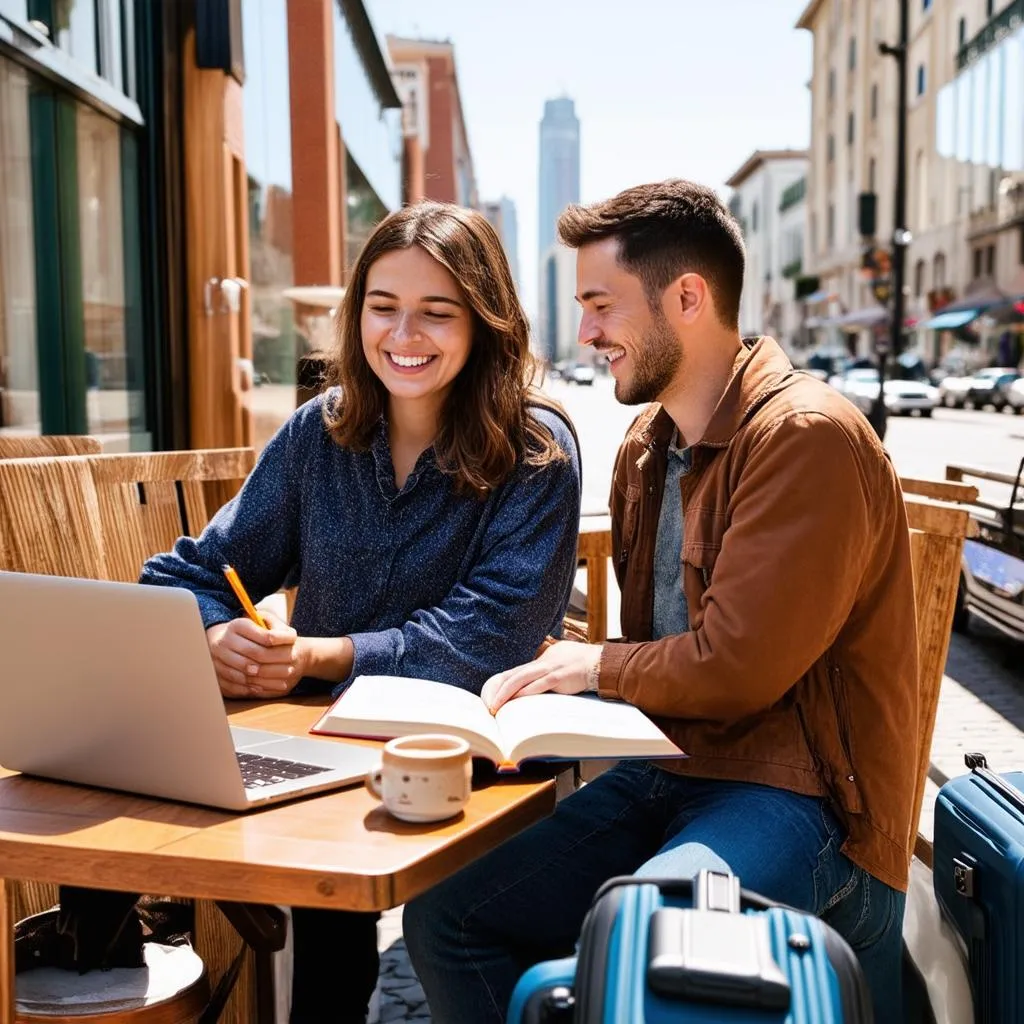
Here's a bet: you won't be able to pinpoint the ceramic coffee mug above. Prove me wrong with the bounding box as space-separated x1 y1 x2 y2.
365 734 472 823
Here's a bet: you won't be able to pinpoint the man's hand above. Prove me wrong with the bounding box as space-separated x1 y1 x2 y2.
206 610 308 700
482 641 602 714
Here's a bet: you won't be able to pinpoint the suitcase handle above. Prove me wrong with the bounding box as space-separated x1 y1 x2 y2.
591 871 783 914
964 752 1024 817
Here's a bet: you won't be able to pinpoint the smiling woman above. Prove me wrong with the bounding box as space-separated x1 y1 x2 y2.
139 198 583 1024
327 200 566 494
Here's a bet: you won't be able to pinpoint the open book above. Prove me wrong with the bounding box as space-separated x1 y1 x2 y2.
311 675 683 771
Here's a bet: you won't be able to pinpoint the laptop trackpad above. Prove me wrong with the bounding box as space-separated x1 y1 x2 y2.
231 727 378 774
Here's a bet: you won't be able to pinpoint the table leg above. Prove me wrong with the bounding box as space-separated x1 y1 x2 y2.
0 878 14 1024
254 949 276 1024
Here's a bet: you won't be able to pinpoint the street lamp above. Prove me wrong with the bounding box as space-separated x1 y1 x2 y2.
871 0 910 441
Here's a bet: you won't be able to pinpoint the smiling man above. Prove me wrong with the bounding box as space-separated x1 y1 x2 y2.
402 180 919 1024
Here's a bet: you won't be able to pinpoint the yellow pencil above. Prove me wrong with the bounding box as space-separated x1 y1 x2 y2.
222 564 271 629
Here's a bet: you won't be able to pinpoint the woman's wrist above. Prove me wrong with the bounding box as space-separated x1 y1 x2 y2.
297 636 355 683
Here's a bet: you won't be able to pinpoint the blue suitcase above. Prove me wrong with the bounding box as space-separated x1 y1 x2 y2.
934 752 1024 1024
508 870 873 1023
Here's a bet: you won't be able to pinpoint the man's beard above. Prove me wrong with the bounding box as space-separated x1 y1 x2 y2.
614 308 682 406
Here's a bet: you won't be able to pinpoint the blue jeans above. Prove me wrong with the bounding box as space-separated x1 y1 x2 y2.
404 761 905 1024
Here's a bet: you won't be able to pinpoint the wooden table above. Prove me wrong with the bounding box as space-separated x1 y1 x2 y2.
0 696 563 1023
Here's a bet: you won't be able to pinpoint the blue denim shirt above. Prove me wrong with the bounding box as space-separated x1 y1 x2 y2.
139 391 582 697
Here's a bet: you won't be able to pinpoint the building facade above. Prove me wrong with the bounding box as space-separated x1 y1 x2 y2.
387 36 477 209
539 244 580 367
797 0 1024 367
482 195 520 291
0 0 402 452
933 0 1024 368
726 149 809 352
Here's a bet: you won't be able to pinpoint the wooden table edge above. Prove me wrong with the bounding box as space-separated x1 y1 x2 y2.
0 776 557 913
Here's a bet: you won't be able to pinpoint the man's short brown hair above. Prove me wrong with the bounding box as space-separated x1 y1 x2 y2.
557 179 746 330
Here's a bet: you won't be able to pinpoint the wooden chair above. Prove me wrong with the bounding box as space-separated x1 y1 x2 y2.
84 449 254 583
0 450 261 1024
0 436 102 459
899 477 980 865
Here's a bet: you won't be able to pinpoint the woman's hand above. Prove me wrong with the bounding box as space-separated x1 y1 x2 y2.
206 610 308 699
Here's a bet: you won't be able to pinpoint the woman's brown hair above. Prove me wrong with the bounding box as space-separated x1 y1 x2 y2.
324 201 566 495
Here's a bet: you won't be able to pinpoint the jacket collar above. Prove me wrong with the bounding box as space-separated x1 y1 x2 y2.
633 336 796 454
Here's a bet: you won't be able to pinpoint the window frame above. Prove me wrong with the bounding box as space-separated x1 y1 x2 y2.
0 2 142 125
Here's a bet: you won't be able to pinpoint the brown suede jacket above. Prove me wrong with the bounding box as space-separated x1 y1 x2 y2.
598 336 919 891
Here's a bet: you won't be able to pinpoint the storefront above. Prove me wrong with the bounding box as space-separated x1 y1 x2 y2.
0 0 153 447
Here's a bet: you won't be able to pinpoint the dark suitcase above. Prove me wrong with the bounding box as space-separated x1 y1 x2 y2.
934 752 1024 1024
508 869 873 1023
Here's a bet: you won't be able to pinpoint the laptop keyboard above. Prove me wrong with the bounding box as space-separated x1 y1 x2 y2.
235 751 332 790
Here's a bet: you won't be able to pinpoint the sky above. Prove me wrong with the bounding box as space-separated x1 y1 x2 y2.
365 0 815 319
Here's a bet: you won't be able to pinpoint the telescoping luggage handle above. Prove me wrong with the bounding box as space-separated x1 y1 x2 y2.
965 752 1024 817
585 871 793 1013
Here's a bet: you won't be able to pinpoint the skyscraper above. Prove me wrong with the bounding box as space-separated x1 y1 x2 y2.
537 97 580 363
537 97 580 260
481 196 520 291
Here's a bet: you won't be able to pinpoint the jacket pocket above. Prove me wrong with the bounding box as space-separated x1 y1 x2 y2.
796 662 865 817
618 484 641 566
680 508 726 587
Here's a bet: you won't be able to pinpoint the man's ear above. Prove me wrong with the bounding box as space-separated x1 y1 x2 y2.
667 273 710 325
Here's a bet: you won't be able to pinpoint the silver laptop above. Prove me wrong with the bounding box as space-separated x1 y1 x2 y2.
0 571 379 810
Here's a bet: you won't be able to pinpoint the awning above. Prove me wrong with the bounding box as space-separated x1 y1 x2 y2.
923 308 980 330
835 307 887 328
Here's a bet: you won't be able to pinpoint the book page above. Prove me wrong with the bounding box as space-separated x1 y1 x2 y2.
316 675 505 763
494 692 682 765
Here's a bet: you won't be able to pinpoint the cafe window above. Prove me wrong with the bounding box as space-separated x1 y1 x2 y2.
242 0 297 441
0 59 39 433
986 244 996 277
20 0 136 98
871 83 878 121
0 54 145 439
973 248 983 279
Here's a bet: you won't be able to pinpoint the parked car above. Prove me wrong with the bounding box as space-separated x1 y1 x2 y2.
571 364 596 386
966 368 1020 410
939 367 1019 409
948 460 1024 645
1006 377 1024 414
828 367 939 416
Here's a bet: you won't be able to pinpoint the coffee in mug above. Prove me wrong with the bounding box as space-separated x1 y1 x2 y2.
365 734 472 823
